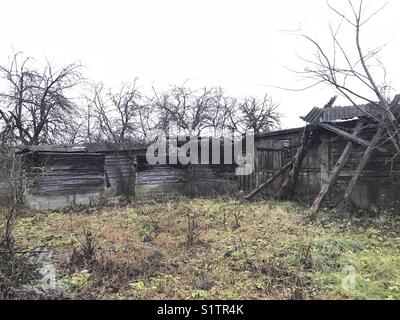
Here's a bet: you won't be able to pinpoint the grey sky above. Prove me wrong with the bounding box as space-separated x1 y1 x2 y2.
1 0 400 128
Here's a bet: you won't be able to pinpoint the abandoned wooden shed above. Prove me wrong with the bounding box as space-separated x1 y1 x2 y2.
16 139 239 209
15 96 400 213
16 143 145 209
245 98 400 213
16 145 106 210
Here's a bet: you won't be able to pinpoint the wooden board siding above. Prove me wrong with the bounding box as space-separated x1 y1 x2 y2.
240 129 315 197
135 164 186 198
135 164 238 198
104 152 136 197
24 152 105 209
247 125 400 208
186 164 238 196
324 128 400 208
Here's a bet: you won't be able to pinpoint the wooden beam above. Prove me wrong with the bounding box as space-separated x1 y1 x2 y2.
244 161 293 201
275 125 316 200
306 122 364 219
317 122 387 153
336 126 386 214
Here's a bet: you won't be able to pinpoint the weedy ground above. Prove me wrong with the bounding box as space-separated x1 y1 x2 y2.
2 198 400 300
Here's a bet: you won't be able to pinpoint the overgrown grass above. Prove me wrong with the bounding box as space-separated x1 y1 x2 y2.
2 198 399 300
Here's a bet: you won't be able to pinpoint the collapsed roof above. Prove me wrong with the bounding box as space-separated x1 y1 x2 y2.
301 94 400 124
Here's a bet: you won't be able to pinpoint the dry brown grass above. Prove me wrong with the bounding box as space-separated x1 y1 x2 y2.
1 198 399 300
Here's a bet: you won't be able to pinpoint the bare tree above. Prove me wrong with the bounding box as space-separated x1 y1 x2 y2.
86 80 152 144
0 141 25 253
235 94 281 134
152 85 278 137
296 0 400 217
152 85 218 136
299 1 399 147
153 85 243 136
0 52 83 145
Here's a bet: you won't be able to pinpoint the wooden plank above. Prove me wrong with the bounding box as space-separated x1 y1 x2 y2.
318 122 387 153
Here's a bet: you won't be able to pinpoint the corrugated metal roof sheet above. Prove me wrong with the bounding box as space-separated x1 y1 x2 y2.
301 104 382 123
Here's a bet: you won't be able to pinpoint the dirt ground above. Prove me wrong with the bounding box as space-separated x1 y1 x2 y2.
1 198 399 300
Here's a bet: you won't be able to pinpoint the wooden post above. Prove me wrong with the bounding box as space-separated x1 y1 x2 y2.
336 126 385 214
254 148 259 189
306 121 364 219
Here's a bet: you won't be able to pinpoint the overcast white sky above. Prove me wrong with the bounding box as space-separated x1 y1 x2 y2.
1 0 400 128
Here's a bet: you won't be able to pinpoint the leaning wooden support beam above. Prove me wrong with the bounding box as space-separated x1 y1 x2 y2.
317 122 387 153
336 126 386 214
244 161 293 201
275 125 316 200
307 122 364 219
278 97 337 200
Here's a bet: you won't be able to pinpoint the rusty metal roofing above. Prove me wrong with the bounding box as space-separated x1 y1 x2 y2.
300 104 383 123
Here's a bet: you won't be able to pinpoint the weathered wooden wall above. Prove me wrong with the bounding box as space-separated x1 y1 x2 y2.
239 128 321 202
135 164 186 197
24 152 105 210
104 152 136 198
325 126 400 209
185 164 238 196
135 163 238 198
18 124 400 210
245 124 400 209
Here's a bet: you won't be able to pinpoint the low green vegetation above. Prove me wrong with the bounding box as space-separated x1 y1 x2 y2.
3 198 400 299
